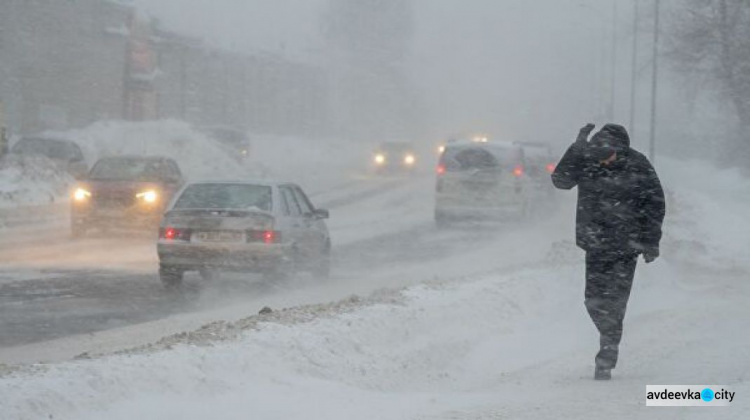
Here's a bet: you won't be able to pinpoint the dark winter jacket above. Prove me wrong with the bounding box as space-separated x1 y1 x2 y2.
551 125 665 253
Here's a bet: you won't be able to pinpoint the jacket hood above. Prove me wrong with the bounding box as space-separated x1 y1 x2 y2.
592 124 630 149
586 124 630 161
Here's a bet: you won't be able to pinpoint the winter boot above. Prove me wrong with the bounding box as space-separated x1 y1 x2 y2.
594 366 612 380
595 344 619 370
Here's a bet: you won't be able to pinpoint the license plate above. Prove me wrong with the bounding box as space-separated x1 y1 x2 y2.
94 208 126 217
193 231 245 243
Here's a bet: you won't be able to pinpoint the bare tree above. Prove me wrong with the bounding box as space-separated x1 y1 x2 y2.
670 0 750 164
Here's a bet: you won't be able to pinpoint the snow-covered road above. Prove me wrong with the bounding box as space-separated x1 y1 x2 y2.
0 168 568 359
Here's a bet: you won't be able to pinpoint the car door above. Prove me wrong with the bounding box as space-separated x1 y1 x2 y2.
66 142 88 179
162 159 184 202
278 185 306 255
292 185 328 256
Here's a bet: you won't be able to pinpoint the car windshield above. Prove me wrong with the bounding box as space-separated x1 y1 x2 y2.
12 138 82 161
442 145 521 171
173 184 272 212
89 158 165 181
200 127 250 151
379 143 413 154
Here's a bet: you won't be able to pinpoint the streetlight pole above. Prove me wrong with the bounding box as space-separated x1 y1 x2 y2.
648 0 660 163
609 0 618 121
630 0 639 133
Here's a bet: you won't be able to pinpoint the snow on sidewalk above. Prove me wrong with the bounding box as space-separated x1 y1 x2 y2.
2 247 748 420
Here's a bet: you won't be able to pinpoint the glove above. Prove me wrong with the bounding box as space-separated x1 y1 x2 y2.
643 247 659 263
576 123 596 145
572 123 596 154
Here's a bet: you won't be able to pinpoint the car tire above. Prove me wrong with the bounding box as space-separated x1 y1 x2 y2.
435 209 450 229
199 268 220 282
263 255 294 282
262 266 289 282
160 266 184 289
311 244 331 280
71 223 87 239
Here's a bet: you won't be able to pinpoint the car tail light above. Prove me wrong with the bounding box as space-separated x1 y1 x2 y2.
437 164 446 175
546 163 556 173
160 227 190 241
513 165 524 177
248 230 281 244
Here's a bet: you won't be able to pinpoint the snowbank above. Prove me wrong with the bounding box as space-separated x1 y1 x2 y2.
0 263 580 420
3 258 748 419
0 155 72 208
0 118 365 209
0 120 253 209
51 120 367 194
48 120 251 181
659 157 750 272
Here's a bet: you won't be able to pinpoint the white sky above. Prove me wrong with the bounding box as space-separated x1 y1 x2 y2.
133 0 701 152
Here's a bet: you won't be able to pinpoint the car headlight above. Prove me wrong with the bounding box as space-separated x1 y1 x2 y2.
404 154 416 165
136 190 158 203
438 145 445 154
73 188 91 201
374 154 386 165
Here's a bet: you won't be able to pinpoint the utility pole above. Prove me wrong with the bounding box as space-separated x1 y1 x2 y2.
609 0 618 121
179 46 187 120
630 0 639 133
648 0 660 163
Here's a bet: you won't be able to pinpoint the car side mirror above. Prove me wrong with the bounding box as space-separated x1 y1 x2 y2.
312 208 329 220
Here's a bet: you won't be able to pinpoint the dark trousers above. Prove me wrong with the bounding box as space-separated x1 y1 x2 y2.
585 250 637 369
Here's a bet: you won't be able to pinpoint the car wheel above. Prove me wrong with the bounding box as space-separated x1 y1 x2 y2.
160 266 184 289
262 255 295 282
199 268 220 282
435 209 449 229
71 223 87 239
519 198 531 220
311 244 331 280
262 266 290 282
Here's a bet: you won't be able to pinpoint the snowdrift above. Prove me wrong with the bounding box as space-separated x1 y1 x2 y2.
0 119 366 210
0 154 73 209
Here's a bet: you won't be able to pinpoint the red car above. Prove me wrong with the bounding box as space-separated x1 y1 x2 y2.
71 156 184 238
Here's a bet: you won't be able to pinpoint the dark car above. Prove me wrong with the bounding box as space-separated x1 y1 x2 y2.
157 180 331 288
514 141 556 178
514 141 558 192
197 126 251 163
372 142 417 174
434 141 530 226
71 156 185 237
11 137 87 178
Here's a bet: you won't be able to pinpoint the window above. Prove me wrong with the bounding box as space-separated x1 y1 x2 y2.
174 183 272 211
12 138 82 162
166 159 182 182
280 187 301 216
293 187 314 215
441 145 522 172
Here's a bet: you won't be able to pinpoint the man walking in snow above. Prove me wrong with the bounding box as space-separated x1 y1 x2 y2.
551 123 665 380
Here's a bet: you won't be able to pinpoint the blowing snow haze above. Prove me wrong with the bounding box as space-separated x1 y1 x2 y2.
131 0 635 145
1 1 750 419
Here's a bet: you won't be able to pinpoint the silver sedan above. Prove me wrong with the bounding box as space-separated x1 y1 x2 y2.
157 180 330 288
